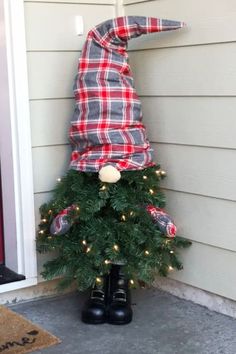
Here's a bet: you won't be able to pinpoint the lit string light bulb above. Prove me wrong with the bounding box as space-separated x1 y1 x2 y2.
104 259 110 265
96 277 102 283
144 250 150 256
39 230 44 234
100 185 106 191
168 266 174 271
113 244 119 251
143 175 148 180
48 210 52 214
41 218 47 223
170 250 174 254
155 169 167 177
86 246 91 253
57 177 61 182
129 211 134 216
121 214 126 221
130 279 134 285
149 189 154 195
75 206 80 211
82 240 87 245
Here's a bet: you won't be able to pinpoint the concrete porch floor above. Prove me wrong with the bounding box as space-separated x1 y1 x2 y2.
10 288 236 354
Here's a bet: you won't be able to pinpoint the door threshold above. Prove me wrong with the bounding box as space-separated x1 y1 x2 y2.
0 265 25 285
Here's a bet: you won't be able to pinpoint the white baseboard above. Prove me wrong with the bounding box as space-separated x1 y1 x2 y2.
0 278 37 295
153 276 236 319
0 279 76 305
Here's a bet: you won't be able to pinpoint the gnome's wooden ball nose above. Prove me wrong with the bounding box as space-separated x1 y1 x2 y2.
99 165 121 183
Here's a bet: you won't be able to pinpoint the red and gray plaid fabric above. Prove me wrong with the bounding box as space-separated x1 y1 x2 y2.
50 205 76 235
146 205 177 237
69 16 185 172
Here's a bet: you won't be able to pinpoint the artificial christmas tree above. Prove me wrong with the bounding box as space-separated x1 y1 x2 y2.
37 16 191 324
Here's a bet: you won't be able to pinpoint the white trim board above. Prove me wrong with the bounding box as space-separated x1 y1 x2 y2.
0 278 76 305
0 278 37 295
0 0 37 291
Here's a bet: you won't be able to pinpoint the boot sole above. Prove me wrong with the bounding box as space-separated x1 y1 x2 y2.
107 317 132 325
81 317 106 324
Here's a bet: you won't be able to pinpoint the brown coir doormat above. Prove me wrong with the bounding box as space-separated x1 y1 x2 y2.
0 306 61 353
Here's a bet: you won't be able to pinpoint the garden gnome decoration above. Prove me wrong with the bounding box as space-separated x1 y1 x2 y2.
51 16 183 236
69 16 185 183
48 16 186 325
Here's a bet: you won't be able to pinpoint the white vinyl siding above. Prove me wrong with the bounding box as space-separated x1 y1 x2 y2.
124 0 236 301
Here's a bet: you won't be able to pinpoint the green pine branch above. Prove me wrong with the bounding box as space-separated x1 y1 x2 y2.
37 166 191 291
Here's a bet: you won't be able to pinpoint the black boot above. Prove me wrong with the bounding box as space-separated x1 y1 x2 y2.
81 275 108 324
107 264 133 325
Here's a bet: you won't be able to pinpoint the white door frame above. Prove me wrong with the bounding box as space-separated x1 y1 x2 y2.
0 0 37 293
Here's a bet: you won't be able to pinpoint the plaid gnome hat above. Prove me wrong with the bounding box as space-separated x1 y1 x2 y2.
69 16 185 182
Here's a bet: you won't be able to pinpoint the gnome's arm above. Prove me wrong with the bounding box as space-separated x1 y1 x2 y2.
146 205 177 238
50 205 77 235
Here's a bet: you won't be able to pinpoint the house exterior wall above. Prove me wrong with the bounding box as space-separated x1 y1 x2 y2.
23 0 116 278
123 0 236 301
